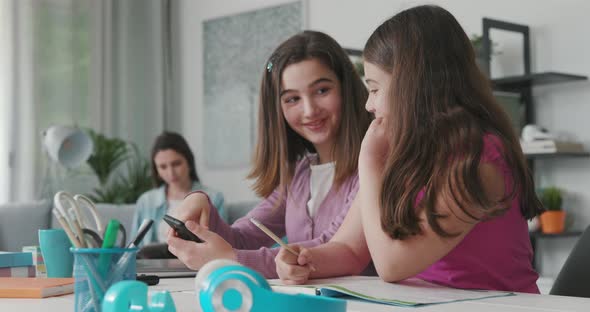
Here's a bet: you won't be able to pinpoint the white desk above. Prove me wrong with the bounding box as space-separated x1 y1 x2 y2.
1 277 588 311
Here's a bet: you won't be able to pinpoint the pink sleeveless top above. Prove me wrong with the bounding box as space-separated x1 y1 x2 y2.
415 135 539 293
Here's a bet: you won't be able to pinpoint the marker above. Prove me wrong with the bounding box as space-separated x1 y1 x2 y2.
98 219 121 277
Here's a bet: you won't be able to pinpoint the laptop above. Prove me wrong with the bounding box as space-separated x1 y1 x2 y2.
136 259 197 278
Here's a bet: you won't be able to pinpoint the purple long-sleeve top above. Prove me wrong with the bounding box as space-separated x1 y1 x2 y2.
206 156 359 278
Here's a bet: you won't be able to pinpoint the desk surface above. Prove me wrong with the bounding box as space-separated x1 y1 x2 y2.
1 277 589 311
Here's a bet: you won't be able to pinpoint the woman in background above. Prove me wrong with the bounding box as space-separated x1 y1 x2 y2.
131 131 226 251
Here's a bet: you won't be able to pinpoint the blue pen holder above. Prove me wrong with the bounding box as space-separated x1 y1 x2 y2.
71 247 138 312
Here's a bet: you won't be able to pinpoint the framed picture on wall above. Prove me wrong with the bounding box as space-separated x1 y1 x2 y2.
203 2 306 168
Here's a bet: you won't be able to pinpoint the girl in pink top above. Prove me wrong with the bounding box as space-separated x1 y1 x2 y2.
276 5 543 293
166 31 372 277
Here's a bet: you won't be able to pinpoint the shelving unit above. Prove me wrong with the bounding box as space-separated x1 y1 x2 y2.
481 18 588 272
530 231 582 239
529 231 583 273
482 18 588 128
492 72 587 90
525 152 590 159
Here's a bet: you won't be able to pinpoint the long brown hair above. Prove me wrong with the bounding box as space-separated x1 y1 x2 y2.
150 131 199 187
363 5 543 239
248 30 371 198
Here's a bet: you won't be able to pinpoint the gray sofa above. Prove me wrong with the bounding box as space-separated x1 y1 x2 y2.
0 201 136 252
0 200 258 252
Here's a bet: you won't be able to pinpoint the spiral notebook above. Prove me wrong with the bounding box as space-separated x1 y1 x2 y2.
271 276 513 307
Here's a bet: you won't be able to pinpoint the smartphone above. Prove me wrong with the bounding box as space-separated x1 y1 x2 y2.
162 214 203 243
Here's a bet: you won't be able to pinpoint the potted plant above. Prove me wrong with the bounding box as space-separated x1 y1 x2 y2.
539 187 566 234
85 129 152 204
470 34 501 75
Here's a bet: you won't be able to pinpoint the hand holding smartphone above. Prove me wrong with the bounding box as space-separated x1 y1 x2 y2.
163 214 203 243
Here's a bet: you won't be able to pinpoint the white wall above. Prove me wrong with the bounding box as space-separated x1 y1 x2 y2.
178 0 590 277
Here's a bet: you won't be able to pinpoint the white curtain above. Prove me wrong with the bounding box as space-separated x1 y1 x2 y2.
0 0 14 204
7 0 175 202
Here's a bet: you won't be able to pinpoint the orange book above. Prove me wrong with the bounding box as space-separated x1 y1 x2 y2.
0 277 74 298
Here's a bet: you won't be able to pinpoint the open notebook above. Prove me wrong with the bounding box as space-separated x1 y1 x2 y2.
271 276 513 307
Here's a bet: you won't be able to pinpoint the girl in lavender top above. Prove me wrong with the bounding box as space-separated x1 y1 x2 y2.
166 31 372 277
276 5 543 293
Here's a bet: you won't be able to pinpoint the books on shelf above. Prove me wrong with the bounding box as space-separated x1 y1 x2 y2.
270 276 513 307
0 252 33 268
521 139 586 154
0 277 74 298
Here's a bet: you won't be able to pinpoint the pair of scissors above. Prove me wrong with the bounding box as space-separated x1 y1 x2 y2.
54 191 104 236
82 219 127 248
53 191 125 248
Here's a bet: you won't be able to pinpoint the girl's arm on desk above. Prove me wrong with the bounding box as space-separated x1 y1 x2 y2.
276 161 505 283
276 195 371 283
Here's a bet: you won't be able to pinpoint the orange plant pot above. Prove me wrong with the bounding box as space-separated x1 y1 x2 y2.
540 211 566 234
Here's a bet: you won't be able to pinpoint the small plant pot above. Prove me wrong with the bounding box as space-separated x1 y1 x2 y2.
540 211 566 234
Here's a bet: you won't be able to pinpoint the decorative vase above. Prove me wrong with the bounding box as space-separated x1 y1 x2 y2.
539 211 566 234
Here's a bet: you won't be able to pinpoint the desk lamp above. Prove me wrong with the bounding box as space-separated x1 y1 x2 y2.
42 125 93 169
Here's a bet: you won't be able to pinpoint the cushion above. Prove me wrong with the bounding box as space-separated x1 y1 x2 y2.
0 200 52 251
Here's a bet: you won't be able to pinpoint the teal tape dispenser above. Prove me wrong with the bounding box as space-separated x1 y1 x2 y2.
102 281 176 312
196 259 346 312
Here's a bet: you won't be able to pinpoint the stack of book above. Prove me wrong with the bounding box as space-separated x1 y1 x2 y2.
0 251 35 278
521 139 587 155
22 246 46 277
0 277 74 298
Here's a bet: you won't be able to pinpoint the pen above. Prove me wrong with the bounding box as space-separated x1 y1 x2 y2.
127 219 154 248
108 219 154 282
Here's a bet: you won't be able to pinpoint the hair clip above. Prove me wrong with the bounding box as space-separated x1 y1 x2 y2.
266 61 273 72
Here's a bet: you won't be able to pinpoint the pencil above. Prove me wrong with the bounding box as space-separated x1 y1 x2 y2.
250 218 298 255
249 218 316 271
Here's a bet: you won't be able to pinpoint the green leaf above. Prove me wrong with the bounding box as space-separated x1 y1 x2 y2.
541 187 563 211
86 140 152 204
86 129 129 186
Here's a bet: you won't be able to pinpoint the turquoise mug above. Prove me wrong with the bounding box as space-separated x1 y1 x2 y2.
39 229 74 277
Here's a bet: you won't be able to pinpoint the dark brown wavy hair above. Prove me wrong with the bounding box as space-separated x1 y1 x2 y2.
363 5 543 240
248 30 372 198
150 131 199 187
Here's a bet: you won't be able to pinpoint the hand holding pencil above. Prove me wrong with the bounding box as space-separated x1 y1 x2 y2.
250 218 315 283
274 244 315 284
